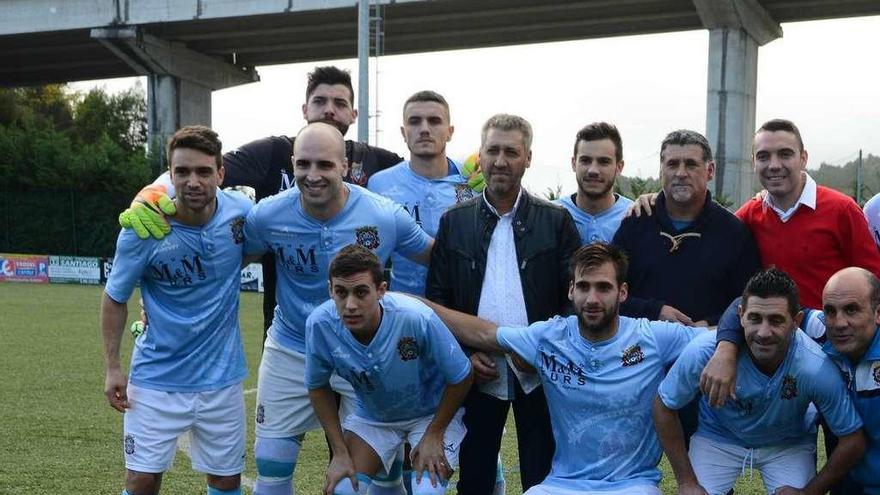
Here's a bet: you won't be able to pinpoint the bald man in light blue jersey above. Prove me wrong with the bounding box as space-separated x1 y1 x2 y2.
102 126 251 495
422 243 703 495
655 269 865 495
305 245 472 495
243 123 433 495
368 90 477 296
555 122 632 244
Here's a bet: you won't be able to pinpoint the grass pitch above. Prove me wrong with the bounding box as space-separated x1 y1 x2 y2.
0 283 824 494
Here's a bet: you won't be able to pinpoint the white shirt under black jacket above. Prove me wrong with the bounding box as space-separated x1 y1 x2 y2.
477 188 541 400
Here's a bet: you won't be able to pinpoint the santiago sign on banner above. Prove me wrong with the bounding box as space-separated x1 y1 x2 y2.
48 256 102 285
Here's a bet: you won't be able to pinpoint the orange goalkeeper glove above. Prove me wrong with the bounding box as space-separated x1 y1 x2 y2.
118 184 176 239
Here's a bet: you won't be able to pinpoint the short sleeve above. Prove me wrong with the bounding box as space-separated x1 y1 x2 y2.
496 319 555 368
809 358 863 436
423 312 472 385
104 229 152 304
304 315 335 390
652 320 704 366
243 203 270 256
657 331 716 410
391 202 432 257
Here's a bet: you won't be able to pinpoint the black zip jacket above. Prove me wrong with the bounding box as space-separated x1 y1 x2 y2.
426 190 581 324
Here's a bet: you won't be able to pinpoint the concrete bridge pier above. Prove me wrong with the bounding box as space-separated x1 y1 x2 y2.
91 27 259 170
695 0 782 207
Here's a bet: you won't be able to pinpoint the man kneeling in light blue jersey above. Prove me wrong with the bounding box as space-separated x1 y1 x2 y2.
101 126 252 495
653 268 865 495
422 243 705 495
306 245 472 495
243 123 433 495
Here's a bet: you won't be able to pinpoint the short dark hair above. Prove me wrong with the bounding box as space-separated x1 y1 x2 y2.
569 243 629 286
660 129 712 162
482 113 533 151
328 244 384 286
306 66 354 104
573 122 623 162
742 268 800 317
756 118 805 152
166 125 222 169
403 90 450 119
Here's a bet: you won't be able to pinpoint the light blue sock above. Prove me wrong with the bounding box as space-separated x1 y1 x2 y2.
207 486 242 495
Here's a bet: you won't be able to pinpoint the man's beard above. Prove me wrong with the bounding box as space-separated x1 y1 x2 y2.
578 300 619 335
580 179 614 200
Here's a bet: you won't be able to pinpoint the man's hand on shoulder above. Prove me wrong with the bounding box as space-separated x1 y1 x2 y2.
624 192 658 218
119 184 176 239
659 305 695 326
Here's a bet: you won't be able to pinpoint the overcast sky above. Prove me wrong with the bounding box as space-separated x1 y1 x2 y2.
73 15 880 196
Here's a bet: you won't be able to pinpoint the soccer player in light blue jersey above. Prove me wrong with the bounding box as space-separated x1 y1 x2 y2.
368 90 477 296
305 245 472 495
242 123 433 495
422 243 704 495
654 268 865 495
555 122 632 244
101 126 252 495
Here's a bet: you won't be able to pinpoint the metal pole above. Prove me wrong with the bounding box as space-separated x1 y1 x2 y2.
357 0 369 143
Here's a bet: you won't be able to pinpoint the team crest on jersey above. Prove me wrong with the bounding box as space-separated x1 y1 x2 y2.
873 362 880 385
355 226 380 250
256 404 265 424
397 337 419 361
230 217 245 244
349 161 367 186
124 434 135 455
620 344 645 367
454 183 475 203
781 375 798 400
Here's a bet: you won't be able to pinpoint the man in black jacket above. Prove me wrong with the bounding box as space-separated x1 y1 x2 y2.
612 129 760 327
426 114 581 494
612 129 760 455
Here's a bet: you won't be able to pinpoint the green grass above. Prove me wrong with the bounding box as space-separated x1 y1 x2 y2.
0 283 824 494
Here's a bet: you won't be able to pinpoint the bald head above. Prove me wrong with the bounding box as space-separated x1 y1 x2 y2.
294 122 347 163
825 267 880 310
823 267 880 361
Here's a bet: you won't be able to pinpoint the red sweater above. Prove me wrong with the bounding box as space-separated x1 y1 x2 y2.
736 185 880 309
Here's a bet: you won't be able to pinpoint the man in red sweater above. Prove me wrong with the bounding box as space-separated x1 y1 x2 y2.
736 118 880 310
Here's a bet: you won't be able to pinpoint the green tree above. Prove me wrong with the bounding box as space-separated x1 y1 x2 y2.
0 84 152 256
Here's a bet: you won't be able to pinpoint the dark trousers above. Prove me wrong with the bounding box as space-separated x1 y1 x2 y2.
821 416 866 495
456 379 554 494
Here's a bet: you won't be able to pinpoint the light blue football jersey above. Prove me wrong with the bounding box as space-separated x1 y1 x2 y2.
305 292 471 422
105 190 251 392
243 184 432 353
659 330 862 448
367 158 476 295
555 193 633 244
496 315 701 492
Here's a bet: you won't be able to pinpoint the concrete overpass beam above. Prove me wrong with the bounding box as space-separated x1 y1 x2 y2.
694 0 781 207
91 27 259 168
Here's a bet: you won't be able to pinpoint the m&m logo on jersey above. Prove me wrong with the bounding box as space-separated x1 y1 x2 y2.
355 226 380 250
